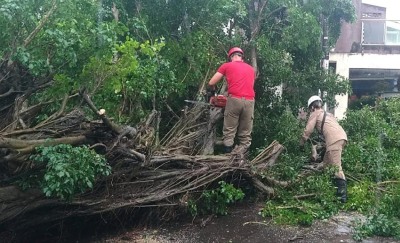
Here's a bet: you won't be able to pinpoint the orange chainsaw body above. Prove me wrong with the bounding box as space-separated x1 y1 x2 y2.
210 95 227 107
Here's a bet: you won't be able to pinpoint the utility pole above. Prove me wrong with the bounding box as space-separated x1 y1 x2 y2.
321 15 329 73
321 14 329 111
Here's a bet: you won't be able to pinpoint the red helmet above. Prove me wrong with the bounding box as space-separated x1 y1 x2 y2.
227 47 244 58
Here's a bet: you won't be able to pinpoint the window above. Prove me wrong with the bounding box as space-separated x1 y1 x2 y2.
362 20 385 44
349 69 400 97
386 26 400 45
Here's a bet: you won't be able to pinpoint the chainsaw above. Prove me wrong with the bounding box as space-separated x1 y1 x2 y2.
184 94 227 108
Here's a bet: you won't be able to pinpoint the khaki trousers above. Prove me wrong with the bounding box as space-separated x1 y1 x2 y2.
223 96 255 149
320 140 346 180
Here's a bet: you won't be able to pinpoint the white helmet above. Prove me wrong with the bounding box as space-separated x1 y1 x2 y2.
307 95 322 108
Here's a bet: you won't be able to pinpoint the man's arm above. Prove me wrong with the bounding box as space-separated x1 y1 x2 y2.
300 112 318 145
208 72 224 87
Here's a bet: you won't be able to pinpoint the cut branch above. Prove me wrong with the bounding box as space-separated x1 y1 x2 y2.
80 89 137 138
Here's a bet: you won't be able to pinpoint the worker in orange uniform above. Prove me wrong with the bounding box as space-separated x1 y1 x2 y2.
208 47 256 154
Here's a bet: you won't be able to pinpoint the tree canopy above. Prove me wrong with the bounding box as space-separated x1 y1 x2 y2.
0 0 355 149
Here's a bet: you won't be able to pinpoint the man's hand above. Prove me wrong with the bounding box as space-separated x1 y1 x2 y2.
206 85 216 98
206 85 215 93
310 144 317 161
297 108 307 121
299 139 305 151
206 90 215 97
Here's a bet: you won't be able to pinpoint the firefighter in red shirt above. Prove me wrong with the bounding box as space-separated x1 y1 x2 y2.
208 47 255 154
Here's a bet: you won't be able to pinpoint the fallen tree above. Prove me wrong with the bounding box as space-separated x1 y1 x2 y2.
0 2 290 235
0 90 287 236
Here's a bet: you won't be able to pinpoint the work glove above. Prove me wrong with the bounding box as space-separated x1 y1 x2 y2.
206 91 215 98
310 144 318 161
299 139 305 152
206 85 216 101
206 85 216 96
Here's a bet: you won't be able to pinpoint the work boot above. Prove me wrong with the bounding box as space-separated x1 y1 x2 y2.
231 145 247 155
334 178 347 203
224 145 233 153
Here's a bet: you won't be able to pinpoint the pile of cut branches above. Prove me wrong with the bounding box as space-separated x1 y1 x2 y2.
0 89 287 235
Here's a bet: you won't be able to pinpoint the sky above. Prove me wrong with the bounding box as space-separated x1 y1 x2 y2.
362 0 400 19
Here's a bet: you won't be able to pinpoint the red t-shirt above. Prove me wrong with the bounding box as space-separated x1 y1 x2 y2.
217 61 255 99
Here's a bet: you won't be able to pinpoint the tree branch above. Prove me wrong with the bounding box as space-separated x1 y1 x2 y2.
23 0 58 48
80 89 137 138
0 87 15 98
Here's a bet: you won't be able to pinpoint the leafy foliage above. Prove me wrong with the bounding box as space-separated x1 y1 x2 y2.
0 0 105 75
30 144 111 200
344 181 376 213
0 0 356 138
353 213 400 241
260 168 341 226
301 0 356 47
189 181 245 216
259 98 400 241
339 100 400 240
80 37 179 123
341 100 400 181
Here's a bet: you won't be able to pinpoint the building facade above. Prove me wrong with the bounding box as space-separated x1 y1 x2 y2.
329 0 400 119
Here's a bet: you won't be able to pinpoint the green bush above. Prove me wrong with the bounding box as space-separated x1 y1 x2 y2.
268 153 306 181
189 181 245 216
261 200 314 226
342 137 388 180
379 185 400 218
341 100 400 181
341 105 388 140
272 106 304 151
353 213 400 241
260 169 340 226
344 181 376 213
30 144 111 200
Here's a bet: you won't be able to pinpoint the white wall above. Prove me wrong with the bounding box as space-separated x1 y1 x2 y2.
329 53 400 119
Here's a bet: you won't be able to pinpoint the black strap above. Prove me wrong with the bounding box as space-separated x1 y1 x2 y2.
320 111 327 134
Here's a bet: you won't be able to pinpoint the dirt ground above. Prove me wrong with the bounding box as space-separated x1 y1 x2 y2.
86 203 399 243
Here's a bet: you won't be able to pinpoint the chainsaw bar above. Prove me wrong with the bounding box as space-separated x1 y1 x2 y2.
184 100 210 106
